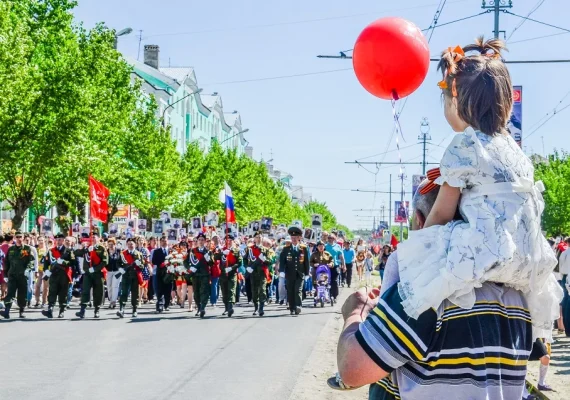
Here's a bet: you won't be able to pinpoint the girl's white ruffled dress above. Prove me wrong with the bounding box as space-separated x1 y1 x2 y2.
397 127 563 331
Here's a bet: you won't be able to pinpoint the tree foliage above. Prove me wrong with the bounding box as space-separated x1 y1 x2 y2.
533 151 570 236
0 0 349 235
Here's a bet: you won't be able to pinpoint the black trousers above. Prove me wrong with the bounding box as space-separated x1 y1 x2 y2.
155 268 172 311
345 263 353 287
245 274 252 303
330 267 340 299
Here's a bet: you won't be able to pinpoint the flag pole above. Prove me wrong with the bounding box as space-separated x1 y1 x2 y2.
224 184 229 239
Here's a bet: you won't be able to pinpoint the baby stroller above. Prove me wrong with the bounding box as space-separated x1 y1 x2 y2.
314 265 333 308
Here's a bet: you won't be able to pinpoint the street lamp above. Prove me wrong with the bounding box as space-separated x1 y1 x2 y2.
114 27 133 49
219 128 249 145
161 88 203 127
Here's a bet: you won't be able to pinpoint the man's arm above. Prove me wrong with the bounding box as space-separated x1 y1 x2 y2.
337 289 389 387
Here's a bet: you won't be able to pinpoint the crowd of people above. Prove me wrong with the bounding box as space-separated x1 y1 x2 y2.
0 225 387 320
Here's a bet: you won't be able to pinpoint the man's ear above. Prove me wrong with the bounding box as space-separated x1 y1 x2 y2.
415 210 426 229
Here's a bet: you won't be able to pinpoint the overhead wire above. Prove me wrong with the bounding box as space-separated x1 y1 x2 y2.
506 0 546 42
509 31 568 45
504 11 570 34
143 0 470 39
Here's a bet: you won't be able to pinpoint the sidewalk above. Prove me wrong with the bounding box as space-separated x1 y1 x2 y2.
289 279 379 400
526 333 570 400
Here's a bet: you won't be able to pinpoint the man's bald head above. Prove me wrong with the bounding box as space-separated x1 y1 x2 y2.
411 179 440 231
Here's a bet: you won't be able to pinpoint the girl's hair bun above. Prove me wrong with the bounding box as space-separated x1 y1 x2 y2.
463 36 506 59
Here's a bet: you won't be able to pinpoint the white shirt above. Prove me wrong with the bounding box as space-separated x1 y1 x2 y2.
559 248 570 275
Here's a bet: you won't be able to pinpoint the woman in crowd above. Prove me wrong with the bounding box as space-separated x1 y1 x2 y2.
34 235 49 308
136 236 151 306
354 238 366 282
106 238 122 309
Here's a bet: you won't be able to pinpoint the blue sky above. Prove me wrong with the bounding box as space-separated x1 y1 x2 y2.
73 0 570 230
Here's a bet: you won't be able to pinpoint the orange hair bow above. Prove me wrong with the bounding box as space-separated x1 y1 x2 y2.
437 45 464 97
419 168 441 195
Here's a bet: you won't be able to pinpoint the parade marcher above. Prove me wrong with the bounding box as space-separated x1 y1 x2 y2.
220 233 242 317
210 235 222 308
106 238 122 309
342 241 355 288
116 238 144 318
151 237 170 313
75 232 109 319
310 240 334 286
0 232 35 319
22 234 38 308
325 234 343 302
247 232 269 316
275 236 291 306
187 232 213 318
279 226 310 315
42 234 75 319
33 235 49 308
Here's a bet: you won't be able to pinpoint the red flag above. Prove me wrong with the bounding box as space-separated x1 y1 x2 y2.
89 176 110 223
390 234 399 249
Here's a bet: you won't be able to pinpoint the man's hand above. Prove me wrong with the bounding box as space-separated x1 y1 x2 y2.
89 267 95 274
341 287 380 321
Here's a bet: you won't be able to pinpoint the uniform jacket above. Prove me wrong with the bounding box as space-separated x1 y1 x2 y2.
5 244 35 277
220 247 242 278
185 247 213 277
279 243 310 280
44 245 75 282
76 244 109 274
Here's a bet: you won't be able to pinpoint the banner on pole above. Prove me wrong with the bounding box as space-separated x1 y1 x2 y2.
394 201 409 223
508 86 522 147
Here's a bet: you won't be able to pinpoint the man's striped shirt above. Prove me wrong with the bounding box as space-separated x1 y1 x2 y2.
357 282 532 400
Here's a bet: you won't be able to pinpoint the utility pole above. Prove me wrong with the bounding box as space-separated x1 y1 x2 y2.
137 30 143 60
481 0 513 39
419 118 432 175
389 174 392 236
541 136 546 157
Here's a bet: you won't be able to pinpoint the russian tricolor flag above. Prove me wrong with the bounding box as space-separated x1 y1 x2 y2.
224 182 236 224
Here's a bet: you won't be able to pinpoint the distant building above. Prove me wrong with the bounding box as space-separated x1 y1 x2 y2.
126 45 248 154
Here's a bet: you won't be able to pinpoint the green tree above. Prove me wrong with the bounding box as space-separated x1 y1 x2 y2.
534 151 570 235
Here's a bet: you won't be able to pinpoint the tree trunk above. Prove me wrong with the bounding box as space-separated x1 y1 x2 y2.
10 196 33 231
55 200 71 234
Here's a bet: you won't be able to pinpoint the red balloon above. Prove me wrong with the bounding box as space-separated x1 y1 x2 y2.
353 17 430 100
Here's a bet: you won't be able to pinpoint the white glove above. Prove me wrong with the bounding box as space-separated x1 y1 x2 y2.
190 267 197 273
57 258 64 264
246 267 253 274
135 260 142 266
204 254 211 262
304 275 310 281
44 270 52 278
223 250 230 256
279 272 285 278
259 254 266 262
225 267 232 274
118 268 126 275
3 277 8 283
88 246 94 252
89 267 95 273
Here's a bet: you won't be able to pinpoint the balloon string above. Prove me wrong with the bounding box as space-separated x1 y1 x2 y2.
391 99 406 143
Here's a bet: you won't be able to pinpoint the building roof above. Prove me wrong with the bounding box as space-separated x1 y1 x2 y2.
159 67 196 85
125 56 179 93
224 111 240 127
200 94 221 110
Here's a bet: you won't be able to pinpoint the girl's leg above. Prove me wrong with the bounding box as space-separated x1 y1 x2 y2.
187 284 194 311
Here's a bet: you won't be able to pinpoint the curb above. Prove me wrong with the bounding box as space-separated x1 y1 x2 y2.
526 381 550 400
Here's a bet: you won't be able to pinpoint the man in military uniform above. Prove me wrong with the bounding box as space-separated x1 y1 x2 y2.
0 231 35 319
116 238 144 318
220 233 242 317
75 232 109 319
279 226 310 315
42 233 76 318
187 232 213 318
247 232 271 317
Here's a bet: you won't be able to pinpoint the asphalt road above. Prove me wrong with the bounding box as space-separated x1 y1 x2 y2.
0 296 337 400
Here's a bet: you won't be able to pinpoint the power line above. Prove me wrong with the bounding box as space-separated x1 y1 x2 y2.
506 0 546 41
525 103 570 140
201 68 351 86
144 0 470 39
504 10 570 34
509 31 568 45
